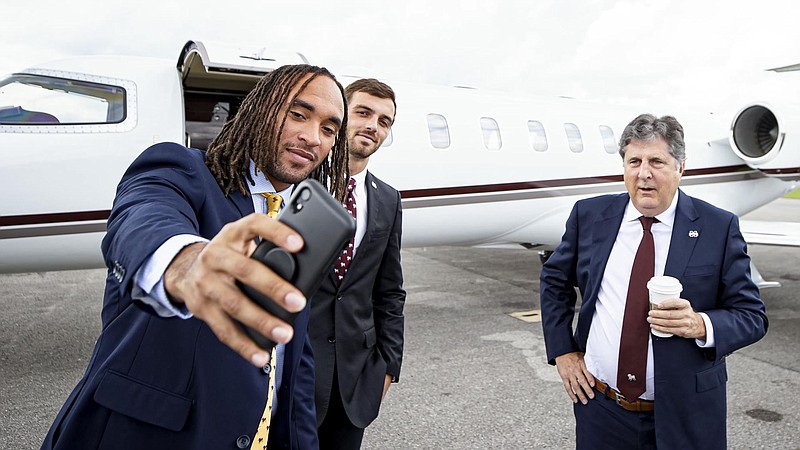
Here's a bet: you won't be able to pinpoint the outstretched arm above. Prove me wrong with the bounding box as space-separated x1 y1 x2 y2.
165 213 308 367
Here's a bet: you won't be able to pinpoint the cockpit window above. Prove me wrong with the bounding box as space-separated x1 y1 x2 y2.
0 74 126 125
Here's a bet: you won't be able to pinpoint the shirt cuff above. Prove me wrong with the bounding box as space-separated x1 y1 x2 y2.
132 234 208 318
695 312 715 348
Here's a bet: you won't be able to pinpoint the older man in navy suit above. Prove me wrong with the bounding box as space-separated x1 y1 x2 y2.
540 114 767 449
41 64 351 450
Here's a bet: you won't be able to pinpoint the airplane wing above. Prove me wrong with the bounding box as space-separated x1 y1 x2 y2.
768 62 800 72
740 220 800 247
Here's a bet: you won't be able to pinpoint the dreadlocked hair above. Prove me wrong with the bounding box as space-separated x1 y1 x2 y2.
205 64 350 202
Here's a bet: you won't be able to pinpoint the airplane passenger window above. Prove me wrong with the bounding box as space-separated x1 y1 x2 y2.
564 123 584 153
599 125 617 154
427 113 450 149
527 120 548 152
0 74 125 125
480 117 502 150
381 128 393 147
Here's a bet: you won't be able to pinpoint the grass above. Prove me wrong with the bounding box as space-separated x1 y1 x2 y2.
786 189 800 199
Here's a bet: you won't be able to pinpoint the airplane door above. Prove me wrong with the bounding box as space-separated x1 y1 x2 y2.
177 40 310 150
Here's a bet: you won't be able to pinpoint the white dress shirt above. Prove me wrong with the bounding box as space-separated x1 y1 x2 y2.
350 169 369 256
584 193 715 400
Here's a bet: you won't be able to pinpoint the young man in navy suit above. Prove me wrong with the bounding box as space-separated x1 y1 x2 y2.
42 65 350 450
540 114 767 449
311 78 406 449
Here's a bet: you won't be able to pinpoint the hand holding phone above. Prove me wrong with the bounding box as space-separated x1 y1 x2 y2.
237 179 356 350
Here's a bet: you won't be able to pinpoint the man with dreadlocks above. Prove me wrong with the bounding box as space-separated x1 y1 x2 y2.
42 64 349 450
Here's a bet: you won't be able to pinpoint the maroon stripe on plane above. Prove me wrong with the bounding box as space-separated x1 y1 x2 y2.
0 165 757 226
400 165 752 199
761 167 800 175
401 176 622 198
683 165 753 176
0 210 110 227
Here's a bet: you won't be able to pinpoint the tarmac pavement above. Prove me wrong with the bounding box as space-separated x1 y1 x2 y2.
1 199 798 449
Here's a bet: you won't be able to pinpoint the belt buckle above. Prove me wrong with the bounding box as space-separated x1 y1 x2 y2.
614 391 626 408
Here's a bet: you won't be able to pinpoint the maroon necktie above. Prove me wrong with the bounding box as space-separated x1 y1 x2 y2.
334 178 357 284
616 216 655 401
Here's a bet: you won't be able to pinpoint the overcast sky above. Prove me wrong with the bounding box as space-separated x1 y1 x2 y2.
2 0 798 110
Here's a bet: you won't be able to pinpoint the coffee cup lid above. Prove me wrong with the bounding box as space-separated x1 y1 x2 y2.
647 275 682 293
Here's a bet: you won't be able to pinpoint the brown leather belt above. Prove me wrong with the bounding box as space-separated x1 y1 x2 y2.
594 379 654 413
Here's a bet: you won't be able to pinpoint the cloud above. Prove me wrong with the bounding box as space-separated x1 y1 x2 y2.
2 0 800 110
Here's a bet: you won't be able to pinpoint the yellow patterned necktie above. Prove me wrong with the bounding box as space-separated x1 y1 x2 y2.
261 192 283 219
252 192 282 450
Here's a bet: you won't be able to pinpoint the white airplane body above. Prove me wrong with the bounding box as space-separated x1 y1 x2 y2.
1 41 798 277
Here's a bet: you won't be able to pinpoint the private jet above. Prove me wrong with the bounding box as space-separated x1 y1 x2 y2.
1 40 798 286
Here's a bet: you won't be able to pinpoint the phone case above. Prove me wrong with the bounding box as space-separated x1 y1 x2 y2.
238 178 356 350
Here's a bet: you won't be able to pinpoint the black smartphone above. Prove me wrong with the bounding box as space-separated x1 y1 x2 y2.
237 178 356 350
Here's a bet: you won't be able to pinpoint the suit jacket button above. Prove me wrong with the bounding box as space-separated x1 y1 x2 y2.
262 364 271 375
236 435 251 448
327 337 336 344
336 295 343 301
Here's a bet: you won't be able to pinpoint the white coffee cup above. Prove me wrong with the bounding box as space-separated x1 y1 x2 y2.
647 276 683 338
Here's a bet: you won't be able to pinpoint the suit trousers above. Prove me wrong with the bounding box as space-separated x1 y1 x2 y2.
318 369 365 450
574 392 656 450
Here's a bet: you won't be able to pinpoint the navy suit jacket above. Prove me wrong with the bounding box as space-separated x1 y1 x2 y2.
42 143 318 450
310 171 405 428
540 190 767 450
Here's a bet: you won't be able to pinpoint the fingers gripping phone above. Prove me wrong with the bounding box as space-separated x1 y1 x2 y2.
237 179 356 350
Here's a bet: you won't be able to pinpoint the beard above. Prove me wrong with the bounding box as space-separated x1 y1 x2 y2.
262 144 319 185
348 132 381 160
349 142 379 161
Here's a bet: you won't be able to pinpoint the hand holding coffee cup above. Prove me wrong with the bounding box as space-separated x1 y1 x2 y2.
647 276 683 338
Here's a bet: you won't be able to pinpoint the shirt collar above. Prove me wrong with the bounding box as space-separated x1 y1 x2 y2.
248 160 294 198
351 169 368 188
624 189 679 228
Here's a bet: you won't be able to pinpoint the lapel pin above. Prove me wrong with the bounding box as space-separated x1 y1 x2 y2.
371 181 377 189
688 230 699 238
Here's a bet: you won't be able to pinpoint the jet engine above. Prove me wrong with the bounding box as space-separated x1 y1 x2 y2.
729 103 800 180
730 104 783 165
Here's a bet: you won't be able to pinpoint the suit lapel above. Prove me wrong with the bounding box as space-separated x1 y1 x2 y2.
230 190 255 218
360 171 380 245
664 190 701 278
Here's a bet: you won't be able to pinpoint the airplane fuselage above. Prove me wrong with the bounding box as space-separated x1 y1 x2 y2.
1 41 797 273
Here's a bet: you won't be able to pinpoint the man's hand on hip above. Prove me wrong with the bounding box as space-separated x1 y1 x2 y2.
382 374 393 400
554 352 596 405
